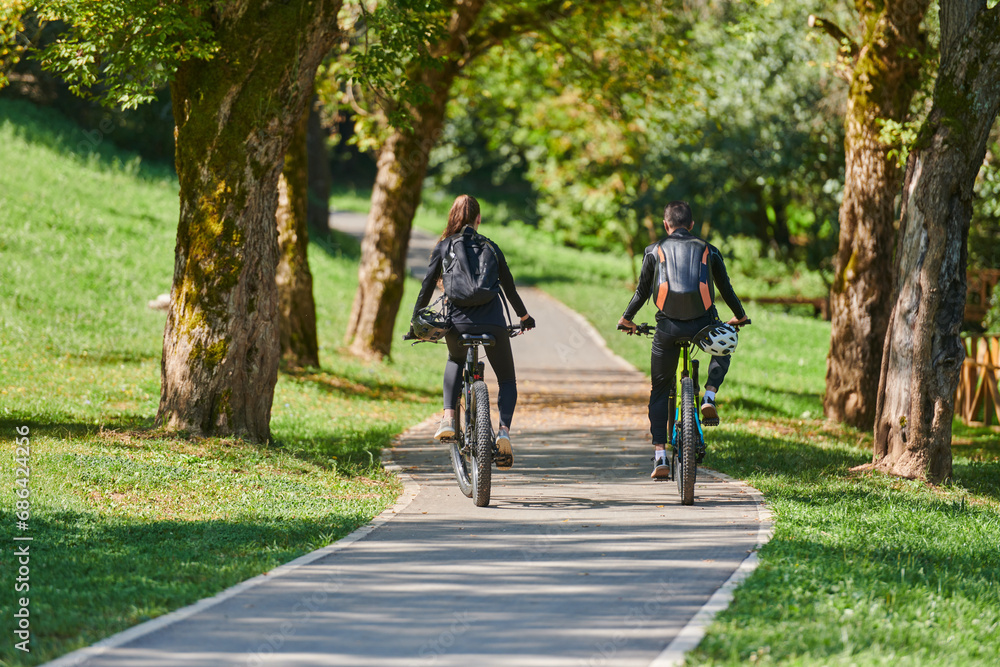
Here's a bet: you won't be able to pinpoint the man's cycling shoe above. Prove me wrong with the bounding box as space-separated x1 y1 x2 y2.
651 455 670 480
495 431 513 470
701 397 720 427
434 417 455 440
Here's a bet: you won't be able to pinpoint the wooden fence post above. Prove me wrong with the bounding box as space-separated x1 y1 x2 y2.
955 335 1000 427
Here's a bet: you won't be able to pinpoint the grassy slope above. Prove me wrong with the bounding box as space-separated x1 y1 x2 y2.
0 99 441 665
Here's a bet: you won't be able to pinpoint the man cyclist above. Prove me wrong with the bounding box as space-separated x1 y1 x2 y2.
618 200 749 479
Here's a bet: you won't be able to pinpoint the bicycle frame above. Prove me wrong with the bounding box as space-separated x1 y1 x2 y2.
458 335 492 449
666 343 706 468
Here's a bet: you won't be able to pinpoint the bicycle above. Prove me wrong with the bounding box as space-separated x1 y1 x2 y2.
404 325 525 507
618 320 749 505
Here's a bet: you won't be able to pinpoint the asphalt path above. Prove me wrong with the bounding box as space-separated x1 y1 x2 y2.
46 213 771 667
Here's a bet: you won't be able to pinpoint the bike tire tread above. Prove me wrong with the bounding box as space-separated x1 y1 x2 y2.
679 377 697 505
472 380 493 507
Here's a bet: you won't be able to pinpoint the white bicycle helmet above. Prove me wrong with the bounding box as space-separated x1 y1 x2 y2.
694 322 739 356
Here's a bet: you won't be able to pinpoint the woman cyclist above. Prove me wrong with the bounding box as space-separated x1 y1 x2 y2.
410 194 535 470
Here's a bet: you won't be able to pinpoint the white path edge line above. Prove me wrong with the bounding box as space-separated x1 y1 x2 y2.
40 417 431 667
648 469 775 667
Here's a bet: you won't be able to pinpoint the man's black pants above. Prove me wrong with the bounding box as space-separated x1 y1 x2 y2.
649 312 731 445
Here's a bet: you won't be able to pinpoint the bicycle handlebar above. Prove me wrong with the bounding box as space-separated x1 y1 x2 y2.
618 323 655 336
402 324 531 344
618 319 752 337
508 324 530 337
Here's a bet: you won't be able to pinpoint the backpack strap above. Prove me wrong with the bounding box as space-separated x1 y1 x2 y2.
654 243 669 311
487 236 513 327
498 287 513 328
433 293 450 319
699 245 711 310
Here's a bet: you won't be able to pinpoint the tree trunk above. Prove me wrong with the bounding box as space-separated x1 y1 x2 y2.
746 184 772 251
771 192 790 250
157 0 339 441
344 102 451 360
277 103 320 369
873 1 1000 483
306 97 333 242
643 214 659 245
345 0 487 360
824 0 930 430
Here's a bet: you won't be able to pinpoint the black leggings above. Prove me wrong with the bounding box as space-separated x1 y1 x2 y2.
649 315 731 445
443 323 517 429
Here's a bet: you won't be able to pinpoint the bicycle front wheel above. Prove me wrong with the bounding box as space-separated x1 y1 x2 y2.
448 389 473 498
677 377 697 505
471 380 493 507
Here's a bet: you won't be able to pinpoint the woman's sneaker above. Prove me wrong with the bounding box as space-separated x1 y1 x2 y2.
701 397 720 426
495 431 513 470
651 454 670 480
434 417 455 440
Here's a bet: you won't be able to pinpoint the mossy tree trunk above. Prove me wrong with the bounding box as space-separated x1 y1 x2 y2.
158 0 339 441
277 103 320 369
344 0 487 360
823 0 930 431
873 0 1000 483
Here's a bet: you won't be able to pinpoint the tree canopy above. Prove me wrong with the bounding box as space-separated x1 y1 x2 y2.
430 0 847 271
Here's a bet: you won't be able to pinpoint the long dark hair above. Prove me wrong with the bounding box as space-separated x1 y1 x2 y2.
440 194 481 241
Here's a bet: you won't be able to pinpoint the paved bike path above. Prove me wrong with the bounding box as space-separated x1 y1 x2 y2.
47 217 770 667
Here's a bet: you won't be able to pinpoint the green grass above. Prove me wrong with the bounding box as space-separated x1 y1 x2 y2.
0 98 442 666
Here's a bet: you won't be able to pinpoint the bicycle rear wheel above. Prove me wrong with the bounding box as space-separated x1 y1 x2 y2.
677 377 697 505
471 380 493 507
448 388 472 498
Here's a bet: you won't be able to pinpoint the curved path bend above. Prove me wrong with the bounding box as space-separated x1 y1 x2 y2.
47 216 771 667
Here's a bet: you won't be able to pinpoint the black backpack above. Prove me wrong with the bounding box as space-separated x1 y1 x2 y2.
652 236 714 320
441 229 501 307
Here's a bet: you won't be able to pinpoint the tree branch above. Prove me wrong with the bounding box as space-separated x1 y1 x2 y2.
465 0 575 57
808 14 858 60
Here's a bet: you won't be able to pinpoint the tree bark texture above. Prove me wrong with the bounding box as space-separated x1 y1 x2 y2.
158 0 340 441
277 104 320 369
345 0 488 360
873 1 1000 482
824 0 930 430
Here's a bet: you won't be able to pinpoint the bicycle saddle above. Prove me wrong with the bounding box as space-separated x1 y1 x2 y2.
461 333 496 346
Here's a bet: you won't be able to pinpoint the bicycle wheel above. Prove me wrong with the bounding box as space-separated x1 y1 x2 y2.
677 377 697 505
448 387 473 498
471 380 493 507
